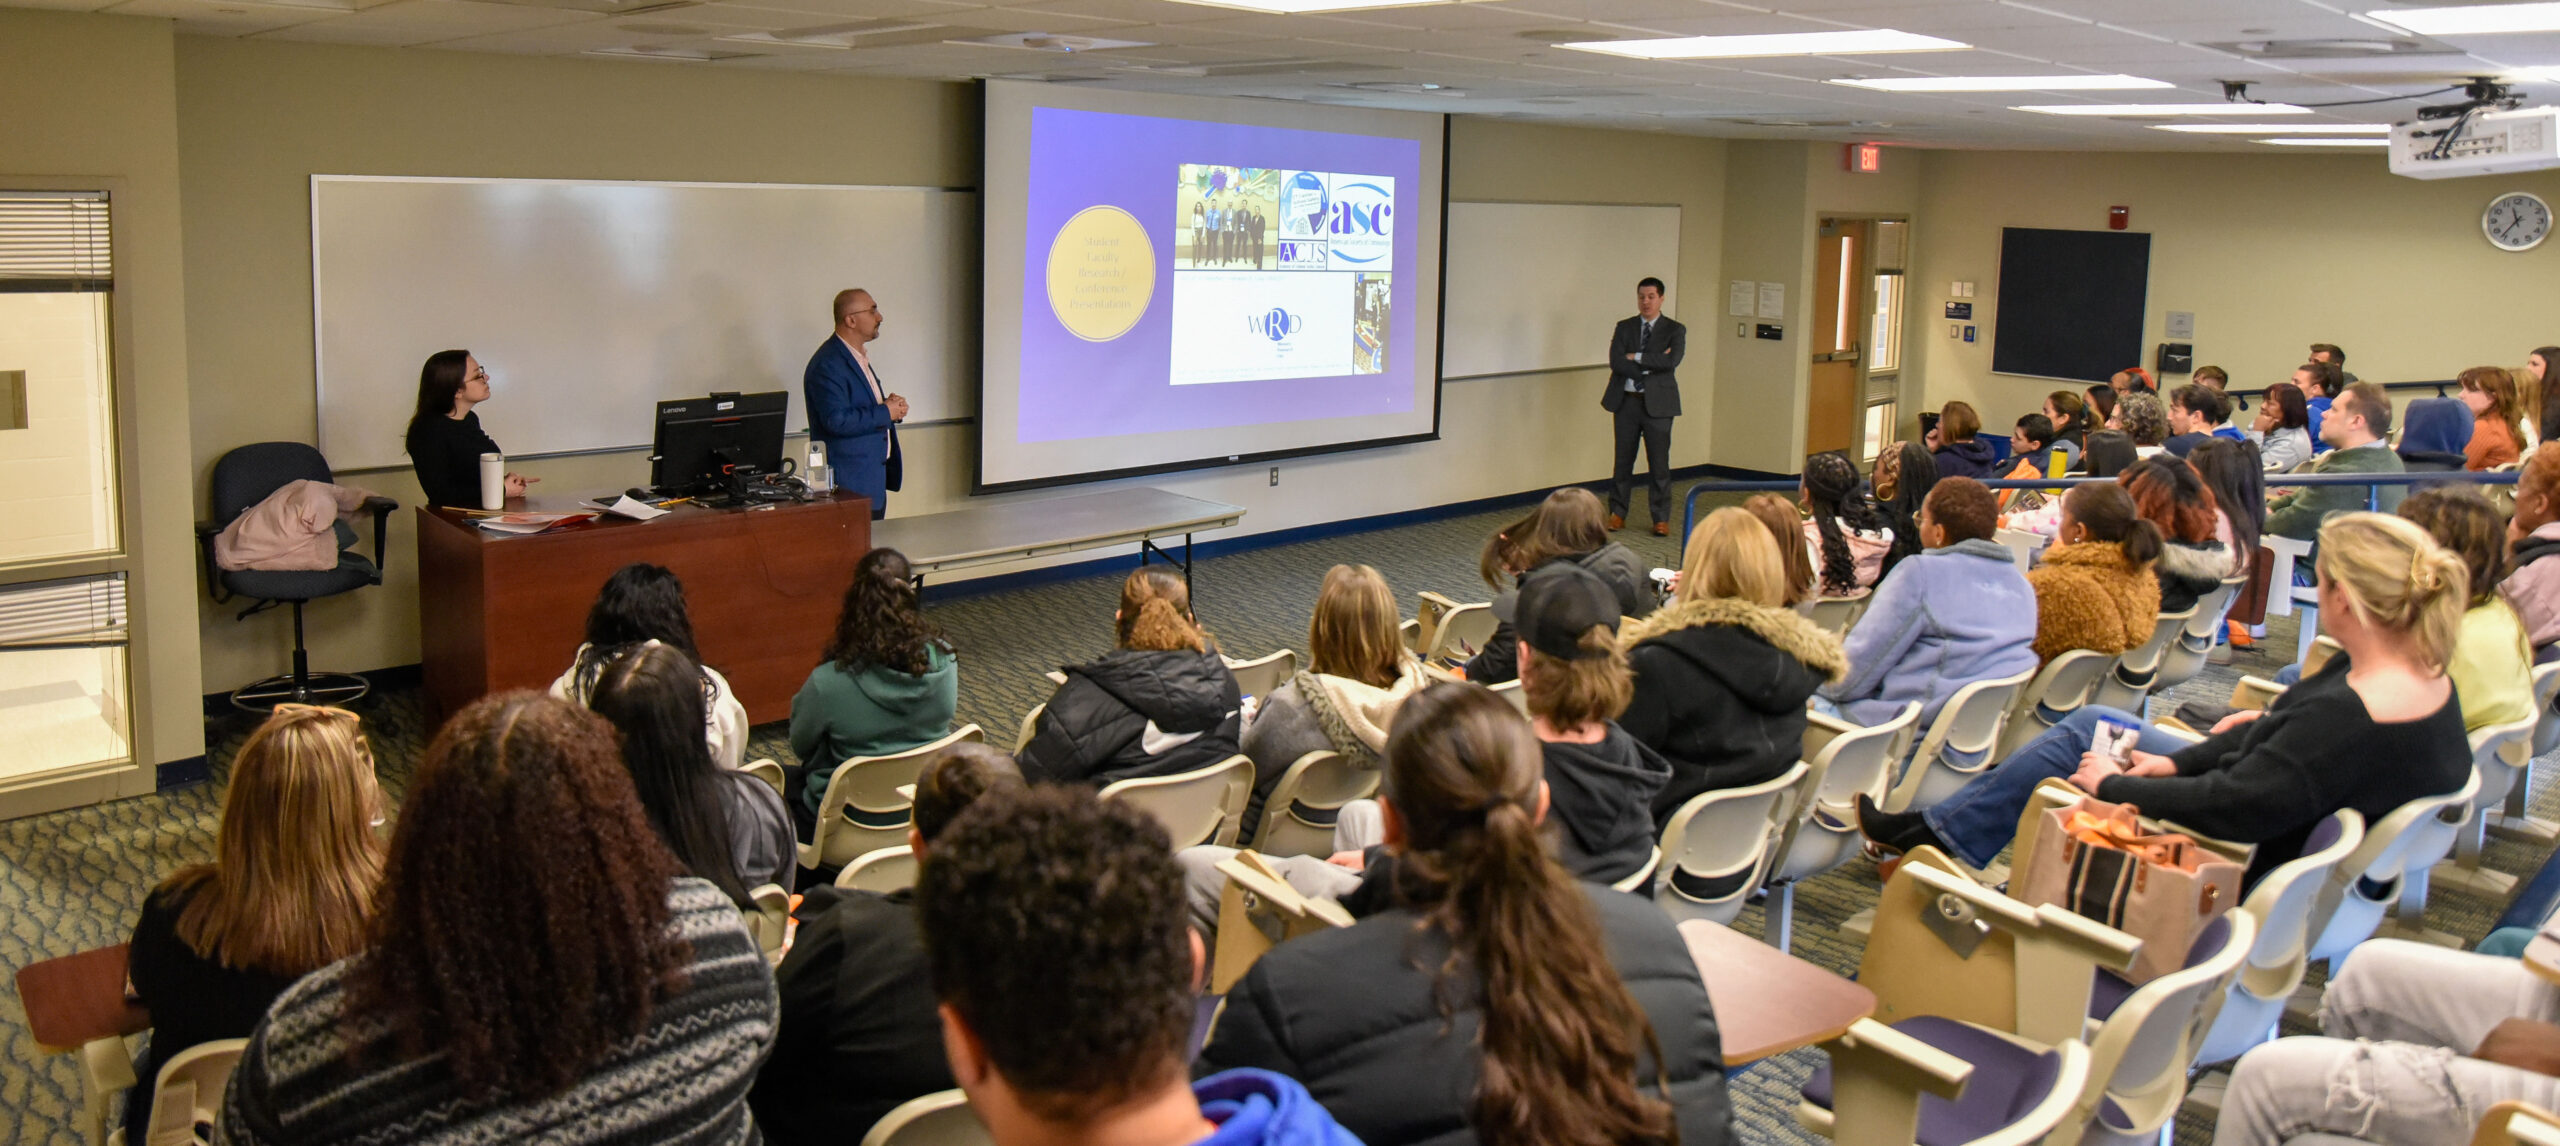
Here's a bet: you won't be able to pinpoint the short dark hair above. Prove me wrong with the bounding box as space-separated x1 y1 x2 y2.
2310 342 2346 365
912 743 1023 843
2340 380 2394 437
2014 413 2056 449
1923 477 1997 544
1636 276 1665 296
2194 365 2228 388
917 786 1193 1123
2297 360 2344 396
2173 383 2230 427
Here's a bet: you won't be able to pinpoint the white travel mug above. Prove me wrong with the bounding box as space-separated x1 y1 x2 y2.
479 452 505 510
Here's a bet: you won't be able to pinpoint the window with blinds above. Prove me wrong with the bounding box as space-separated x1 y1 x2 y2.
0 189 122 564
0 573 132 779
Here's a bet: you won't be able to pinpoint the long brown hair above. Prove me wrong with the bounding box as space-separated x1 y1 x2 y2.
1118 566 1210 653
2120 456 2219 544
349 692 689 1104
169 705 384 976
1383 683 1676 1146
1308 564 1408 688
1742 493 1817 606
1481 488 1610 586
2461 365 2527 449
823 548 950 675
2398 486 2508 609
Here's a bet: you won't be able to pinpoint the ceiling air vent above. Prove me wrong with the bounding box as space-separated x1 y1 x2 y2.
2204 37 2454 59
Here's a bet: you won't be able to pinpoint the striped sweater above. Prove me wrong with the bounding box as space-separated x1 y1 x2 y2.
216 878 778 1146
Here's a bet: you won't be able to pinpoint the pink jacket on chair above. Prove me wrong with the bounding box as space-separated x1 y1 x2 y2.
214 480 374 571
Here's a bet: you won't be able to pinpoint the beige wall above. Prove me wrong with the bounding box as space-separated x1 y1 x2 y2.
1906 149 2560 431
174 38 1733 691
1 10 202 789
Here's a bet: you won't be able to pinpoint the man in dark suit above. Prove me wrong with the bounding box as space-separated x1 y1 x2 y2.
1602 276 1684 535
805 288 905 520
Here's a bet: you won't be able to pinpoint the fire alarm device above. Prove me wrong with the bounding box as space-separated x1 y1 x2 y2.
2108 206 2129 230
1847 143 1882 174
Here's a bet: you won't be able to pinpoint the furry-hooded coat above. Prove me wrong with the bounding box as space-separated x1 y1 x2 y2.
1617 597 1849 827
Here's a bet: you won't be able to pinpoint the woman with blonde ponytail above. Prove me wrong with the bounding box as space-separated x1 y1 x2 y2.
1861 511 2474 889
1199 683 1735 1146
1018 566 1244 786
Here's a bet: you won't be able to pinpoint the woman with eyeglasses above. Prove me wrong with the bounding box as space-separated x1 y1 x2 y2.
404 350 537 509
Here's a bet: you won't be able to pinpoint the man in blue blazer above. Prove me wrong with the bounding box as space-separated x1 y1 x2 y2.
806 288 906 519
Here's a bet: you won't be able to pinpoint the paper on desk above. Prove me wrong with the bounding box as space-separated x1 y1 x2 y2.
578 494 670 521
475 512 592 536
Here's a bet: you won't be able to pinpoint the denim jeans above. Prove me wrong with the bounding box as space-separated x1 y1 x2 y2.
1920 705 2152 869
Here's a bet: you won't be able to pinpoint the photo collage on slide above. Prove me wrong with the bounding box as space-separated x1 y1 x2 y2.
1170 165 1393 386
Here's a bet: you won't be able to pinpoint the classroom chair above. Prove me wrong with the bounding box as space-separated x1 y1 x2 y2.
1996 650 2116 762
1223 649 1297 703
1415 591 1496 664
741 758 785 796
2495 661 2560 847
197 442 398 710
2153 575 2249 696
1804 594 1870 636
835 845 918 894
2185 810 2363 1073
743 883 792 963
1882 666 2039 815
2472 1102 2560 1146
2433 710 2545 902
1209 851 1354 994
1488 678 1527 714
2089 607 2196 717
1100 755 1252 849
1250 750 1377 859
1652 762 1811 927
113 1037 249 1146
2303 770 2482 972
800 725 985 872
1762 703 1921 954
859 1090 992 1146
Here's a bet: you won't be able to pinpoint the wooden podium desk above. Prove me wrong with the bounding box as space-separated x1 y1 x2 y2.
417 493 870 726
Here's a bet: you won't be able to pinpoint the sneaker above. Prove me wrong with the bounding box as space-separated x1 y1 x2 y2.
2227 620 2255 649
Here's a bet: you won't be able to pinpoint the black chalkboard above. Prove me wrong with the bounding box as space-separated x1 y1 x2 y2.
1991 227 2150 384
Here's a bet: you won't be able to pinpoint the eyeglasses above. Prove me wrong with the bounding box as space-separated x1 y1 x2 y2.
848 307 880 318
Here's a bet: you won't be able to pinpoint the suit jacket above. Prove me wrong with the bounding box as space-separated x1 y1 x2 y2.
803 336 903 498
1602 314 1685 418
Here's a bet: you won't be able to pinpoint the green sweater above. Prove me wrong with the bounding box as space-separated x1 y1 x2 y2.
789 645 959 815
2264 442 2404 541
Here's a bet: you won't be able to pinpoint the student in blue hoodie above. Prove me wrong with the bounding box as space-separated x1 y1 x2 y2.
1818 477 2039 732
917 785 1362 1146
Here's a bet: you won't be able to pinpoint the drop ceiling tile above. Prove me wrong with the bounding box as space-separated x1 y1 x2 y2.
1005 0 1227 23
1575 9 1900 36
249 0 598 44
103 0 332 34
1164 10 1407 37
697 0 980 22
1344 1 1559 30
1805 4 2081 33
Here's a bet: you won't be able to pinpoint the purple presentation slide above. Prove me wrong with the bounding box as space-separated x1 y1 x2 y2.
1018 105 1424 444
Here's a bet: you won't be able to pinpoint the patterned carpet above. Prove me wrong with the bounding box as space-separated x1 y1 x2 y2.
0 475 2548 1145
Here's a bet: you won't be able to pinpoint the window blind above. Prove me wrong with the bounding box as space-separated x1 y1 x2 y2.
0 192 112 291
0 574 128 649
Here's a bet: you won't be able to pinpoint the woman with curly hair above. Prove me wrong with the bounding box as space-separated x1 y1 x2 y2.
2113 390 2172 457
218 692 778 1145
1798 451 1892 599
789 547 959 832
552 562 750 770
1873 441 1938 582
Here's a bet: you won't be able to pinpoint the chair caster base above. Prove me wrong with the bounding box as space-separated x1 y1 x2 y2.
232 672 370 713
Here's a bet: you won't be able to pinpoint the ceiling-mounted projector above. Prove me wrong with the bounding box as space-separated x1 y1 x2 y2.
2390 77 2558 179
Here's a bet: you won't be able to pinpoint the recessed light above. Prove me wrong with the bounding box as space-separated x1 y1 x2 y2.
2152 122 2392 133
2014 102 2311 116
1829 74 2168 92
1161 0 1473 13
1559 30 1970 60
2258 137 2391 146
2364 2 2560 36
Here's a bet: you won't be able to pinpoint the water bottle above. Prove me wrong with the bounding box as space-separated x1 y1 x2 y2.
806 440 830 492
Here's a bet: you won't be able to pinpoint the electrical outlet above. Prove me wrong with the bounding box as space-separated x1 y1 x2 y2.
1268 466 1279 487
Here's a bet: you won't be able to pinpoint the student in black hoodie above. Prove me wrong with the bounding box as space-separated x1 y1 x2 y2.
1926 400 2000 480
750 743 1021 1143
1018 567 1242 787
1510 563 1672 886
1620 507 1847 828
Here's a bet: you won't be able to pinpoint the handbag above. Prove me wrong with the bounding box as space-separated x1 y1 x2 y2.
2016 796 2243 984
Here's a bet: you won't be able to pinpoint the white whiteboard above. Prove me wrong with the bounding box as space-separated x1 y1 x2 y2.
1440 202 1681 380
312 176 977 470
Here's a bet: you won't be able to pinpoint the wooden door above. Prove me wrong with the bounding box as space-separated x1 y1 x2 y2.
1807 220 1869 457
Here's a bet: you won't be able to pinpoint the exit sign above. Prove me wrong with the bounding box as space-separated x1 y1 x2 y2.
1847 143 1882 174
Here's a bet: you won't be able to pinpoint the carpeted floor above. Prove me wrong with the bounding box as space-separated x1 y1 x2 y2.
0 474 2549 1145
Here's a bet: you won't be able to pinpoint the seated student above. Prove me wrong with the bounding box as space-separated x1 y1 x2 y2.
401 349 533 509
1462 487 1654 685
1926 400 1999 480
2268 382 2406 542
219 693 777 1145
2398 487 2535 732
1858 512 2474 889
2023 484 2161 664
2078 428 2138 478
1799 451 1893 598
2311 341 2359 385
2399 397 2475 473
1819 478 2038 731
1874 441 1939 582
1741 493 1819 608
1998 414 2063 513
752 743 1022 1145
2192 438 2270 644
1198 683 1736 1146
2193 364 2230 391
1241 563 1439 834
1506 564 1672 884
1624 508 1844 824
2121 456 2232 614
2248 381 2315 474
2297 360 2343 452
788 547 958 834
2114 390 2172 458
2043 390 2090 463
2110 366 2157 397
587 641 797 897
2164 383 2244 458
2461 365 2527 471
2503 443 2560 656
552 562 750 770
126 706 383 1136
2213 940 2560 1146
917 786 1361 1146
2084 384 2118 436
1018 567 1242 787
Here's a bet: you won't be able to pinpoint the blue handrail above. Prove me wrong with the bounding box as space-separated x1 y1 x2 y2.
1680 467 2519 543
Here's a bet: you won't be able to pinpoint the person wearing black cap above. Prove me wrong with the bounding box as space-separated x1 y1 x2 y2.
1510 562 1673 887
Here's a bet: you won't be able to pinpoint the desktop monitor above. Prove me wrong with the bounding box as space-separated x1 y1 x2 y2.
650 391 788 492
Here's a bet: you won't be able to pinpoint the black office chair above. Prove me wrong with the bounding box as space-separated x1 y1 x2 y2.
197 442 397 711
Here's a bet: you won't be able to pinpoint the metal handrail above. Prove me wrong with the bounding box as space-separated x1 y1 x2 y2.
1681 467 2519 542
2217 379 2459 410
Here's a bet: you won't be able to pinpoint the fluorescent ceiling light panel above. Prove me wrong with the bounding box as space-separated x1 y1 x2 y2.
1830 74 2168 92
2364 2 2560 35
2152 122 2393 133
2015 102 2310 116
1161 0 1471 13
2258 137 2390 146
1560 30 1969 60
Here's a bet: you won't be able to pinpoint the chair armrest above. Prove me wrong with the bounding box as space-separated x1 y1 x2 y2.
360 496 398 571
195 520 234 605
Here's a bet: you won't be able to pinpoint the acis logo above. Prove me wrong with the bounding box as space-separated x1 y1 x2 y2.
1248 308 1305 342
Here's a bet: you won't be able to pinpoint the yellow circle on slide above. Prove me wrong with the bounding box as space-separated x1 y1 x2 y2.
1045 206 1156 342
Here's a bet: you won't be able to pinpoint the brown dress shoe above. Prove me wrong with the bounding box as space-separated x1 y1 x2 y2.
1653 521 1670 536
1607 514 1625 531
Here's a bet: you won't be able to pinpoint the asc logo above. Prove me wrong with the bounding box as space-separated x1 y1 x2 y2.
1248 308 1305 343
1327 179 1393 264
